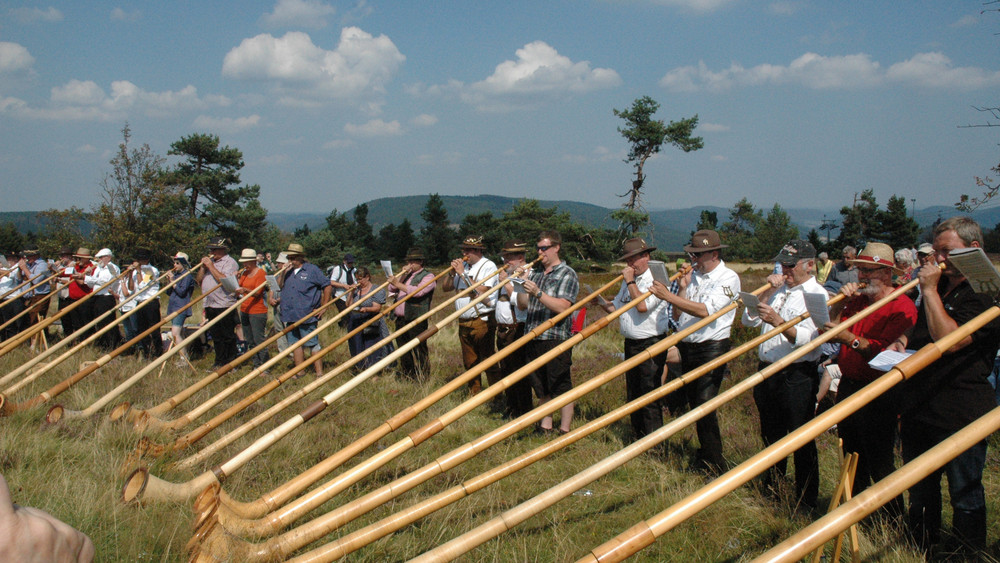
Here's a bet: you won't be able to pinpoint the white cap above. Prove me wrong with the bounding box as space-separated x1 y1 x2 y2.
95 248 113 258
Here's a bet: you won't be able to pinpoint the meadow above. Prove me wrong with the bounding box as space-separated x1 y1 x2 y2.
0 266 998 562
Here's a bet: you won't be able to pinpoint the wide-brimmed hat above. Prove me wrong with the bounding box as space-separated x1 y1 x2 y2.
207 237 229 250
404 247 426 261
238 248 258 262
683 230 727 253
173 251 189 261
774 240 816 264
459 236 486 251
618 238 656 262
134 248 152 261
285 243 305 257
849 242 902 273
917 242 934 256
22 248 40 256
275 252 289 264
500 240 528 255
59 246 74 256
73 247 92 259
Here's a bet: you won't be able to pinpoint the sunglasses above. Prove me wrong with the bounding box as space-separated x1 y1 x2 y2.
537 245 554 252
687 250 707 258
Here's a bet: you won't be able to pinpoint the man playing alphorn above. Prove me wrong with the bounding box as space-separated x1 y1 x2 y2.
388 247 436 380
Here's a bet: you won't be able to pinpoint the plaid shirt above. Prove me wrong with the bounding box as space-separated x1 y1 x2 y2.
525 261 579 340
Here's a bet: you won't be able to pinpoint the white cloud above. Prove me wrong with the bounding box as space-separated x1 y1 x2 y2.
75 144 98 154
0 42 35 73
323 138 355 149
344 118 402 136
886 52 1000 89
661 52 882 92
699 122 730 132
439 41 620 111
710 154 727 162
950 14 979 28
661 51 1000 93
192 114 262 133
9 6 63 23
261 0 336 29
2 79 229 121
410 113 437 127
110 7 141 22
222 28 405 103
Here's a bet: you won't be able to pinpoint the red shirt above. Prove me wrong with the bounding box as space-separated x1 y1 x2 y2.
238 268 268 315
836 293 917 382
67 261 93 300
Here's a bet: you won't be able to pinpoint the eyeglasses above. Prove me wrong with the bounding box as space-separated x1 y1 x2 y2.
537 245 553 252
779 262 798 271
687 251 707 258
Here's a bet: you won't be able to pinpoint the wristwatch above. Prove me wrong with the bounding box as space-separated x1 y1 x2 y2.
850 338 861 349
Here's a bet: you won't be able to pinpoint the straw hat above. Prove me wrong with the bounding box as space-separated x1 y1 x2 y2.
917 242 934 257
73 247 92 259
275 252 289 264
618 238 656 262
849 242 902 274
173 252 189 261
285 243 306 257
238 248 258 262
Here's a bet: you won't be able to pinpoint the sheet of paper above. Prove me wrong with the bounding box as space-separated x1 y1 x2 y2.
380 260 393 278
948 247 1000 295
266 275 280 294
648 260 669 285
803 291 829 327
868 349 914 372
220 274 239 294
739 292 760 310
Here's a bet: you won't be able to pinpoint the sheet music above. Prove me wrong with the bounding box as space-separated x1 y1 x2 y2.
868 349 915 372
803 291 829 327
220 274 239 294
266 275 281 294
948 247 1000 295
648 260 669 286
380 260 393 278
739 292 760 310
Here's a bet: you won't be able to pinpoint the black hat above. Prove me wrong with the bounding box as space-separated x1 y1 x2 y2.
134 248 152 261
500 240 528 254
618 238 656 262
404 247 425 261
774 240 817 263
207 237 229 250
459 236 486 251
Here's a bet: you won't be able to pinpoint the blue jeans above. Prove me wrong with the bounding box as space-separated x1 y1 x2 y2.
901 421 988 551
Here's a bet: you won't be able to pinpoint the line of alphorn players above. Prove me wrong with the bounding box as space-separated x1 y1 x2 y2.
2 217 999 561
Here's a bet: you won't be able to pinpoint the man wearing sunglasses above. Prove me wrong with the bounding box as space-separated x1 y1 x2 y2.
651 229 741 475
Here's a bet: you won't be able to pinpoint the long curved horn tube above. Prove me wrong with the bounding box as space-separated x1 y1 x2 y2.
282 293 849 562
0 279 216 417
122 259 512 505
134 264 457 457
184 283 771 562
199 270 625 525
0 265 138 392
119 277 386 433
0 272 66 353
0 270 44 303
577 298 998 563
754 404 1000 563
171 259 524 470
44 282 264 422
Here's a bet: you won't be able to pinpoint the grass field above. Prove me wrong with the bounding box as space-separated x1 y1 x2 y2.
0 266 998 562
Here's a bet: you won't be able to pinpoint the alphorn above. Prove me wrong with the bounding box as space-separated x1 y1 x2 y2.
0 280 68 346
411 278 921 562
0 280 218 417
166 259 529 469
282 292 848 562
121 258 513 505
183 282 770 562
0 270 44 302
128 271 429 453
0 271 65 352
0 265 142 391
117 277 373 434
43 281 268 422
755 404 1000 563
194 269 627 534
579 289 995 563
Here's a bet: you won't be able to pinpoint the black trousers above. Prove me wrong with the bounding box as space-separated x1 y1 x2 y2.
133 298 162 356
497 322 533 418
395 316 429 379
91 294 122 350
624 335 667 440
753 360 819 507
673 339 731 470
205 307 238 367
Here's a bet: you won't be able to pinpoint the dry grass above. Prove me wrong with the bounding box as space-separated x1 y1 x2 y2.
0 269 997 562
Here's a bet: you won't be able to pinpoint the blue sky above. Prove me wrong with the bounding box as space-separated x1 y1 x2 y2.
1 1 998 218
